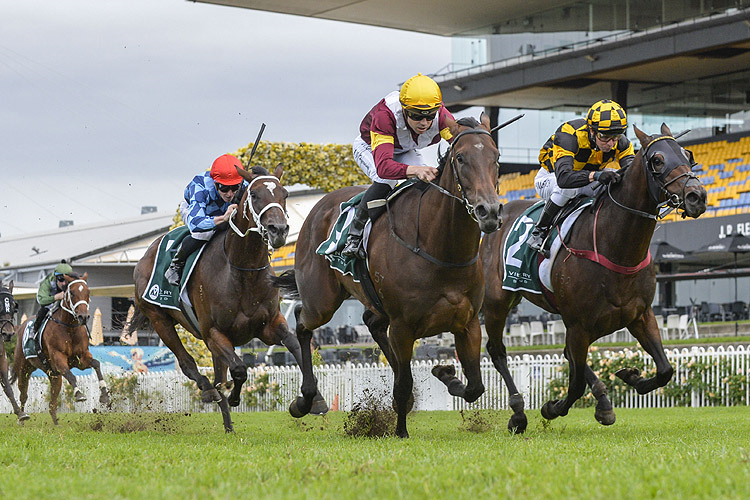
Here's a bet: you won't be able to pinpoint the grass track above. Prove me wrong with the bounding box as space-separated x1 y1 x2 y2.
0 407 748 500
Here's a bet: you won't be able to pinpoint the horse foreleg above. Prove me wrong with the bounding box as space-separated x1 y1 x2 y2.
362 310 396 368
485 311 527 433
0 355 28 422
433 317 485 404
584 364 615 425
542 336 589 421
389 326 416 438
617 310 674 394
280 323 328 415
87 357 111 406
289 318 318 418
154 318 220 404
48 374 62 425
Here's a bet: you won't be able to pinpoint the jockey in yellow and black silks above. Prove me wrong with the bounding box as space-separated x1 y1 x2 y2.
527 99 635 256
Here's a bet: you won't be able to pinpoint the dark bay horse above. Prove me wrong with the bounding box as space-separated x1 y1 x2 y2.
480 123 707 430
273 115 502 438
0 282 29 422
133 165 326 433
13 273 111 424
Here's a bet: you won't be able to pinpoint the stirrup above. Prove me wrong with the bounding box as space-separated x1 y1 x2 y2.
527 231 550 258
165 263 183 287
341 236 363 258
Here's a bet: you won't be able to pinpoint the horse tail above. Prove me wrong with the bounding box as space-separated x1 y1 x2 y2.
270 270 300 299
129 305 153 332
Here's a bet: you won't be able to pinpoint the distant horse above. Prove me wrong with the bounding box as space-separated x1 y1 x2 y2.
14 273 111 424
480 123 707 429
133 165 326 433
0 282 29 422
273 115 502 438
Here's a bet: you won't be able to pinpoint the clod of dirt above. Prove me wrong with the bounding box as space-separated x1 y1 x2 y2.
343 390 396 438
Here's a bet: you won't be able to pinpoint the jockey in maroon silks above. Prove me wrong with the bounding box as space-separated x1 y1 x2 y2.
342 73 456 259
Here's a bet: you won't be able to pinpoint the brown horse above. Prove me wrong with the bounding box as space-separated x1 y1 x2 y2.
480 123 707 430
0 282 29 422
273 115 502 438
13 273 111 424
133 165 326 433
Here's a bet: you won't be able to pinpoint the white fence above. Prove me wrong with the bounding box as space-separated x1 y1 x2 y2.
2 346 748 415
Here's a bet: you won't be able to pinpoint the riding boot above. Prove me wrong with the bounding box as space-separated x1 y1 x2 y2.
341 182 391 259
341 201 369 260
31 306 49 354
527 200 564 258
165 235 205 287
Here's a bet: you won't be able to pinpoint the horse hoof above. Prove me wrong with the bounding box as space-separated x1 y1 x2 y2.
100 391 111 406
508 412 527 434
201 388 222 403
541 401 557 421
310 393 329 415
74 390 87 402
17 412 30 423
431 364 456 379
595 408 616 426
288 397 310 418
228 397 240 408
615 367 640 384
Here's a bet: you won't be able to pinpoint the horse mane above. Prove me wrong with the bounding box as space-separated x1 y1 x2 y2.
67 272 82 279
437 116 483 171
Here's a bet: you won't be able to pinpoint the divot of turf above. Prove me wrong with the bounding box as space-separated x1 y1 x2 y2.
343 389 396 438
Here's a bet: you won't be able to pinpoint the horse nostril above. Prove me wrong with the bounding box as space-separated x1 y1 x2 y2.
475 204 489 220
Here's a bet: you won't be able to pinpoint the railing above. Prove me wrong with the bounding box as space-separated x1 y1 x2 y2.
2 346 747 415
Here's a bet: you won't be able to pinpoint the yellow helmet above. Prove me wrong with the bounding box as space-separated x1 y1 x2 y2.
586 99 627 134
399 73 442 114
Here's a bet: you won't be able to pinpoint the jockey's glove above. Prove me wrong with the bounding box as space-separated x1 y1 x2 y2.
594 170 622 185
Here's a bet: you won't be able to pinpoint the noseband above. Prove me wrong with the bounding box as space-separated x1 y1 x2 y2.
608 135 700 220
431 127 495 223
228 175 288 245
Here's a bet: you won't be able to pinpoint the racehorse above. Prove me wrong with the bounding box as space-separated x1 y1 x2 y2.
0 282 29 422
273 115 502 438
13 273 111 424
480 123 707 430
133 165 326 433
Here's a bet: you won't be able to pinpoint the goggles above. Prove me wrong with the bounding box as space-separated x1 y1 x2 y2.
595 131 622 143
216 182 241 193
55 274 66 282
405 109 438 122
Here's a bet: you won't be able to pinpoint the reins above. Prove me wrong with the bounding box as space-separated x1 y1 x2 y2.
386 126 493 268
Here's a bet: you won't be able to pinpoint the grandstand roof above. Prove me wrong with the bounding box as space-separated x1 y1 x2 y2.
196 1 750 118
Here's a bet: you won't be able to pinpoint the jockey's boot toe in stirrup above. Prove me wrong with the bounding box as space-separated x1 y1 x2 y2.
527 229 550 258
341 235 363 259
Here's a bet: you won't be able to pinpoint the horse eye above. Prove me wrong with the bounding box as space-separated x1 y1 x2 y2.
653 156 664 167
249 190 257 199
455 153 465 164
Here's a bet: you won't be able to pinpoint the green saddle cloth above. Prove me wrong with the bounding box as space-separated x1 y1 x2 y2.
22 318 48 358
502 200 551 294
142 226 203 310
315 192 366 281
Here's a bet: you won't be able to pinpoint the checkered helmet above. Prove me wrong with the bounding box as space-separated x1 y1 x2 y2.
586 99 627 134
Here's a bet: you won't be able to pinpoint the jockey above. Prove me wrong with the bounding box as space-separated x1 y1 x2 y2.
341 73 455 259
31 261 73 351
527 99 635 256
165 153 247 287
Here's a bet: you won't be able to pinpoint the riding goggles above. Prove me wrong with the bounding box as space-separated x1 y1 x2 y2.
595 131 623 143
405 109 438 122
55 274 66 282
216 182 241 193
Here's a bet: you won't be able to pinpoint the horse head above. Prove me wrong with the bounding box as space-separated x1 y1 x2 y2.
442 113 502 234
60 272 90 326
633 123 707 219
0 281 17 341
234 164 289 249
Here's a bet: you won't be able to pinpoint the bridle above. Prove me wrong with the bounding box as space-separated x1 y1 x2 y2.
0 288 16 338
607 135 700 220
57 278 89 327
228 175 288 245
428 127 497 223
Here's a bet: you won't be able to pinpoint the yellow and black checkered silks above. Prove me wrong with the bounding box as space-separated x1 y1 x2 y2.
586 99 627 133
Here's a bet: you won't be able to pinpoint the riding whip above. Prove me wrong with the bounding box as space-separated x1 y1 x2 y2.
245 123 266 167
490 113 525 133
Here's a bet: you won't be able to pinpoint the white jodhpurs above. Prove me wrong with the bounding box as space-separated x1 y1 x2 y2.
352 136 427 187
534 168 606 206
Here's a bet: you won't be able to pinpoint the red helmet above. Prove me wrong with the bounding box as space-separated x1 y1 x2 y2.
210 154 244 185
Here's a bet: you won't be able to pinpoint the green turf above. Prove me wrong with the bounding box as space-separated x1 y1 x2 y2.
0 407 747 500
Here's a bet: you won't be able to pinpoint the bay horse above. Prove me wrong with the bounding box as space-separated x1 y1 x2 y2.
133 165 326 433
13 273 111 424
480 123 707 430
0 282 29 422
273 115 502 438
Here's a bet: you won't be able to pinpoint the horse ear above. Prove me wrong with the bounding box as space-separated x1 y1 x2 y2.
446 115 460 138
633 124 650 148
273 163 283 181
235 165 256 183
661 122 672 137
479 112 491 131
82 272 88 281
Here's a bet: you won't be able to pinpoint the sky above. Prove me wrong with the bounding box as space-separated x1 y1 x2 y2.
0 0 460 238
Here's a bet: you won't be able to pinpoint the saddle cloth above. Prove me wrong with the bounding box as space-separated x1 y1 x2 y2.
22 316 50 359
141 226 205 311
502 199 594 294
